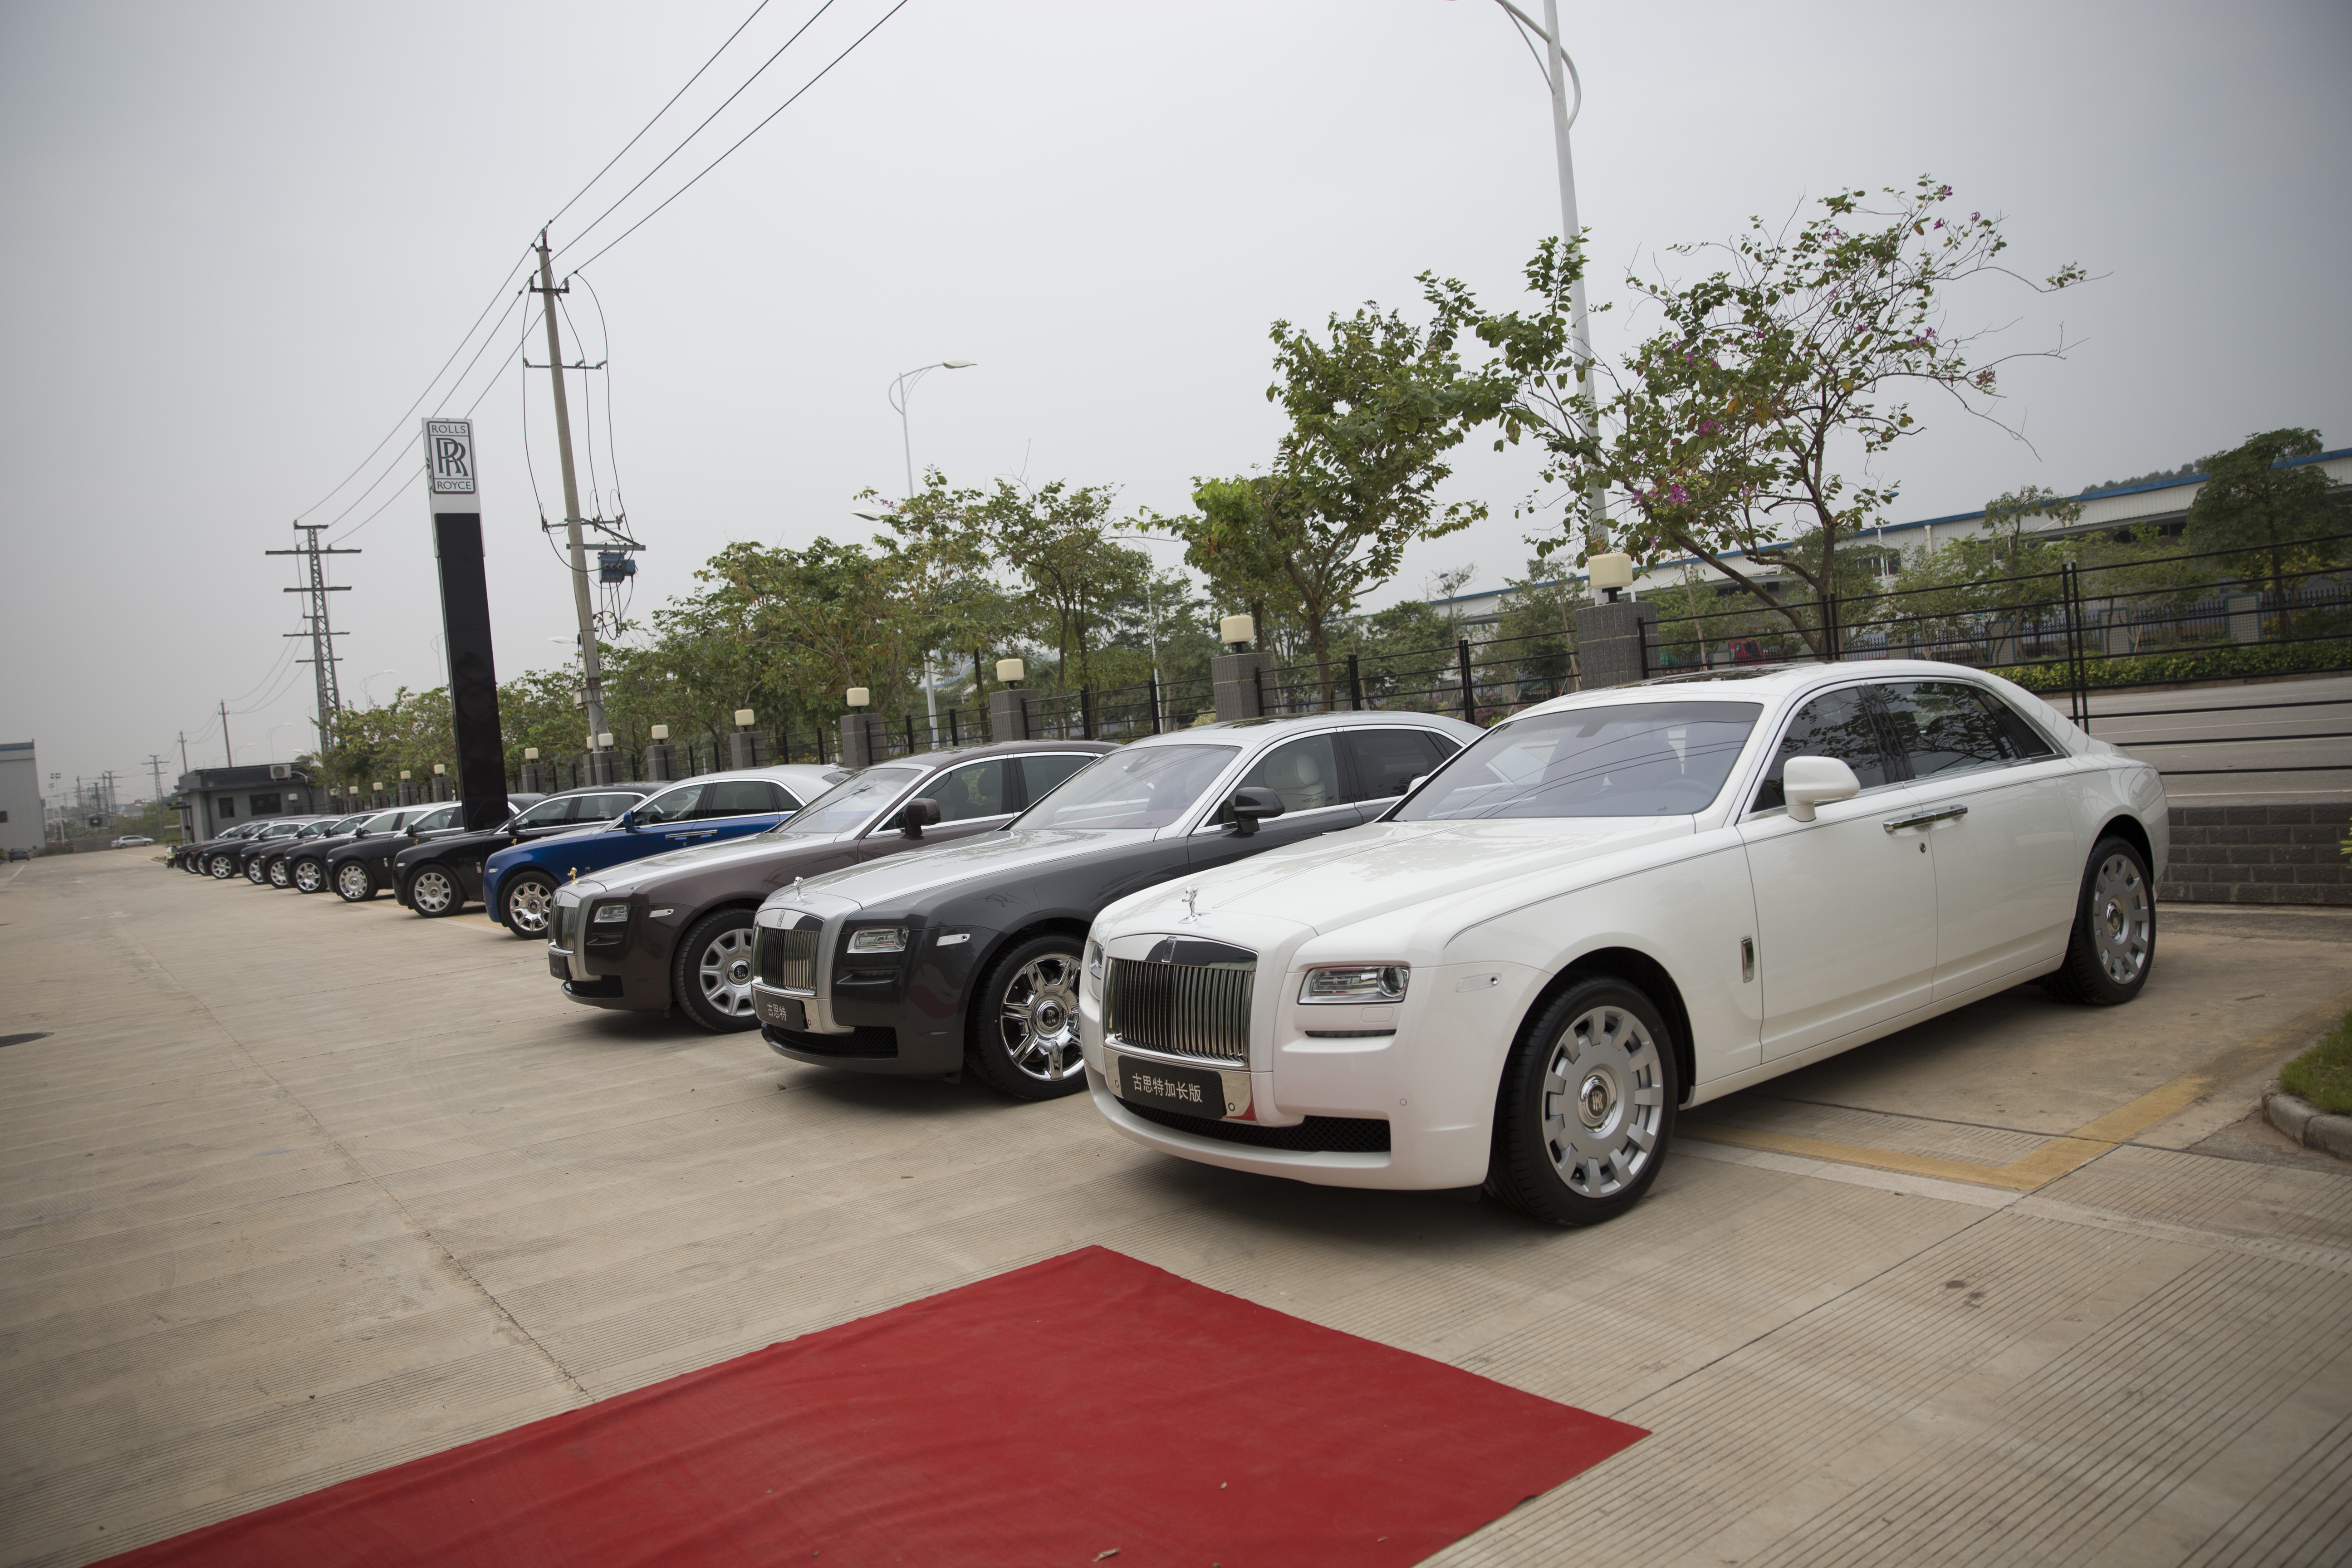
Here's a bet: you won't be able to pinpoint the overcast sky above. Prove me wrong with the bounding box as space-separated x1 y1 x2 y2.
4 0 2347 802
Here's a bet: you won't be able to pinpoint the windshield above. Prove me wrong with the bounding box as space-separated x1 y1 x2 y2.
1014 745 1238 831
1399 701 1762 819
328 814 368 833
769 766 922 837
632 783 703 826
510 797 577 828
356 810 402 833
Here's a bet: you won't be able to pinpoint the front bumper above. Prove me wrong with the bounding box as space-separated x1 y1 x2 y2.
549 885 669 1012
749 899 982 1077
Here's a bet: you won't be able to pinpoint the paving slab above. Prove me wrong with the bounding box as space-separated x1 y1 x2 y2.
3 854 2348 1566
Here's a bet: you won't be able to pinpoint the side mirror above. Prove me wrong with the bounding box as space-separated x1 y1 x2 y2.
1404 774 1428 795
618 808 638 833
1228 785 1286 838
1783 755 1862 823
900 798 941 839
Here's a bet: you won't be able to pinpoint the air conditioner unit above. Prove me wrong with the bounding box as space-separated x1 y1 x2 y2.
269 764 291 780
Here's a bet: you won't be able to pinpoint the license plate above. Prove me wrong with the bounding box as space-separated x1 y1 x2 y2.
757 992 808 1031
547 951 568 980
1113 1054 1240 1118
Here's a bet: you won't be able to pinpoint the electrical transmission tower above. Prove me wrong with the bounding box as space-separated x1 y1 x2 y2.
267 524 360 751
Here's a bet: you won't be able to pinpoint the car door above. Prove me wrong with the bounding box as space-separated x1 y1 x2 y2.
691 779 799 845
1878 680 2084 1000
1187 730 1363 873
1737 683 1938 1061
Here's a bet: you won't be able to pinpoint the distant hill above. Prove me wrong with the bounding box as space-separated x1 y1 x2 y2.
2082 461 2201 496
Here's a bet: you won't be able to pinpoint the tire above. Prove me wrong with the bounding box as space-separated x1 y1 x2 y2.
407 863 462 918
208 853 236 879
244 855 268 885
671 908 760 1032
966 934 1088 1101
1485 975 1679 1226
500 872 558 939
291 857 326 894
2043 835 2156 1006
267 857 291 888
333 860 377 902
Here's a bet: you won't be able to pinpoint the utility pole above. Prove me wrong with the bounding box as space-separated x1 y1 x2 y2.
267 524 359 751
219 702 232 768
534 229 607 763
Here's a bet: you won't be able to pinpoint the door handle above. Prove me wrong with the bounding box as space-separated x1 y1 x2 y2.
1882 804 1968 833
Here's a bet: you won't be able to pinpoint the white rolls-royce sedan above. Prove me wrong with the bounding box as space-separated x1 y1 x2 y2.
1078 661 2166 1225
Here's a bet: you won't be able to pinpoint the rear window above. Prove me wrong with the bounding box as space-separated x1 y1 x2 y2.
1401 702 1762 819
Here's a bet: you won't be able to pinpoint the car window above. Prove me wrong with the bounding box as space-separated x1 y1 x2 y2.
925 759 1010 823
771 766 924 838
1019 753 1095 806
1880 681 2048 779
414 805 461 831
703 779 792 818
1403 701 1764 820
569 792 640 823
633 783 705 825
511 797 578 828
1752 687 1895 812
1346 728 1455 802
1019 744 1239 831
330 815 368 833
357 810 402 833
1209 734 1344 824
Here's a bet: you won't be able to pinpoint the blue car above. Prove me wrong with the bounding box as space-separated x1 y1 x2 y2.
484 764 846 938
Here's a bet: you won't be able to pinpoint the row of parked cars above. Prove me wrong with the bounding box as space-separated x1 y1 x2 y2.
167 662 2168 1225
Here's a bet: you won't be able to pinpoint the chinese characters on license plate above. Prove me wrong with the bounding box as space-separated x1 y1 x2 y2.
755 993 808 1031
1117 1055 1237 1117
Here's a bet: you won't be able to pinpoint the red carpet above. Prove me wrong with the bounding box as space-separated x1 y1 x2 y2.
103 1246 1643 1567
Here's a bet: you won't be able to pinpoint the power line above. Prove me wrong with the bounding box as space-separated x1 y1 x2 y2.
543 0 778 233
562 0 911 274
555 0 843 261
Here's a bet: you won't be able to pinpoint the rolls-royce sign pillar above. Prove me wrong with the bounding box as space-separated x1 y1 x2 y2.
423 419 510 833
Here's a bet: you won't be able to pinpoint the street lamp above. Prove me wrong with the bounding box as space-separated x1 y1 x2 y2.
361 670 399 708
267 723 297 762
876 358 977 746
1107 532 1184 730
1485 0 1606 553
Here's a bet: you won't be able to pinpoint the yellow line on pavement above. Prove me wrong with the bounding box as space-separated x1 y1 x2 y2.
1685 989 2352 1193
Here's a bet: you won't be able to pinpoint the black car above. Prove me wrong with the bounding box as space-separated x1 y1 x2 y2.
323 802 465 901
387 789 618 917
746 711 1480 1100
229 818 334 883
182 821 269 876
280 805 443 894
547 742 1112 1031
252 813 372 887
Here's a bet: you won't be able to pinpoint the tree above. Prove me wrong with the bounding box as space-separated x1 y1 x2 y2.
971 479 1149 692
1475 176 2087 658
2185 428 2341 632
1165 276 1514 702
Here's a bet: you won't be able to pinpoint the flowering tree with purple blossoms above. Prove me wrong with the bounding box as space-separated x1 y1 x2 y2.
1474 176 2088 658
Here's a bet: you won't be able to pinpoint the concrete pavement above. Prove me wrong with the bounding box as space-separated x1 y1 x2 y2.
3 852 2349 1566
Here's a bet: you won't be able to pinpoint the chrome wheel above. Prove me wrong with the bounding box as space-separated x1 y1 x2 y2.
208 853 234 878
410 867 458 916
245 857 267 884
1541 1004 1666 1199
268 858 290 887
335 862 373 901
292 858 323 893
695 926 757 1020
504 877 554 936
2090 850 2151 985
996 954 1083 1083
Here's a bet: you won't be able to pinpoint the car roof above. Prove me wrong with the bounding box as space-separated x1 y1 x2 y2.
1123 709 1483 748
856 739 1117 771
1510 658 2049 720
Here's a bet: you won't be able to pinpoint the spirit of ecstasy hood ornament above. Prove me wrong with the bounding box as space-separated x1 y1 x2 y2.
1178 885 1202 923
793 876 806 901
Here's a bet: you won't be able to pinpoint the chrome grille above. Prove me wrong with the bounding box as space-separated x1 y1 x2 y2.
1106 957 1254 1064
757 922 820 991
551 902 580 951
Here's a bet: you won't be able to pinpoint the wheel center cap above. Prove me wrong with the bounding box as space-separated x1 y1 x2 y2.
1578 1072 1614 1129
728 960 751 984
1035 1000 1065 1032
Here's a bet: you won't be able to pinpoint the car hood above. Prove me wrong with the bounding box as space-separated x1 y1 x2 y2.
778 827 1152 913
571 828 857 894
1107 815 1700 936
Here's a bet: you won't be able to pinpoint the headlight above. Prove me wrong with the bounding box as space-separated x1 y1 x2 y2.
1299 964 1410 1004
847 926 908 955
592 902 631 924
